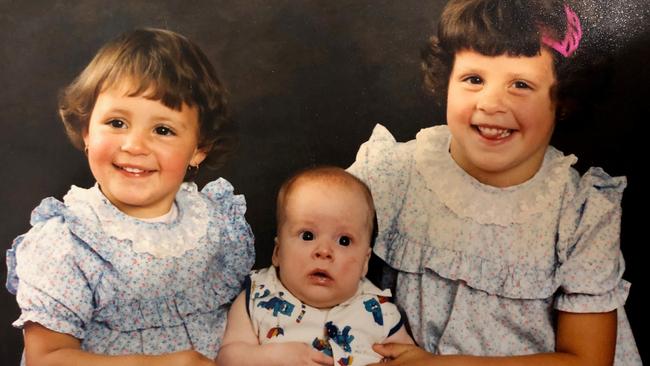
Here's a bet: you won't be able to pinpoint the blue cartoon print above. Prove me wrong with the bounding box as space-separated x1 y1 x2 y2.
363 298 383 326
326 321 354 353
337 356 354 365
312 337 333 357
257 293 295 317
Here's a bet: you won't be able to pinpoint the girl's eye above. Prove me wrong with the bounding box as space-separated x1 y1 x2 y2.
463 76 483 85
513 81 531 89
301 231 314 241
107 119 125 128
338 236 351 246
155 126 175 136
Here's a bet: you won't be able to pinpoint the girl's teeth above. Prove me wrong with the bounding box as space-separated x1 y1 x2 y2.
477 126 511 139
123 167 145 173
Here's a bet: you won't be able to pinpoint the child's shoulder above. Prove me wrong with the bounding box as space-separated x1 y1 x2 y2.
351 123 440 178
6 189 93 294
562 166 626 211
550 145 627 203
359 123 449 151
195 178 247 214
20 189 79 245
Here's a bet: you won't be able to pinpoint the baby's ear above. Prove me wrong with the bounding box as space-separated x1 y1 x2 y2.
362 246 371 278
271 237 280 267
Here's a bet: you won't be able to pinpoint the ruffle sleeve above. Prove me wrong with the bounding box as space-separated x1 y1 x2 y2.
348 124 415 256
555 167 630 312
7 198 94 339
202 178 256 304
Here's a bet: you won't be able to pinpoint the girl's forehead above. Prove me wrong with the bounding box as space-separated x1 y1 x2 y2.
101 76 157 98
99 76 194 113
454 49 556 78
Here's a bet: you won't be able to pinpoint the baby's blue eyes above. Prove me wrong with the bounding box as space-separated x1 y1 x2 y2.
301 231 314 241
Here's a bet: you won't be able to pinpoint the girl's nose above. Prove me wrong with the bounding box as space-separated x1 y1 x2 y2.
121 130 150 155
476 87 507 114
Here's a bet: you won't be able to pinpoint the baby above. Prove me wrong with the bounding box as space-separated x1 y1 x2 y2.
218 166 413 366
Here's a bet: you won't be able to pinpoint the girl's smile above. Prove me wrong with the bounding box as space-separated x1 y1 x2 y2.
446 49 557 187
114 163 155 176
83 81 206 218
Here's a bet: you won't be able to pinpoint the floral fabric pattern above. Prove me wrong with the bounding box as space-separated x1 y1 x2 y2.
348 124 640 365
6 179 255 359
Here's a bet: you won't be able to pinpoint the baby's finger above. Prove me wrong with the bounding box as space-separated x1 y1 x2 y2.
311 350 334 365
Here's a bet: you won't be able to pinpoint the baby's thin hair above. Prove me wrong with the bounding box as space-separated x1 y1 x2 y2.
58 28 237 175
276 166 376 240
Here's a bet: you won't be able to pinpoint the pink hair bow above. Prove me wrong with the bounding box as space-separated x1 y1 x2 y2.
542 4 583 57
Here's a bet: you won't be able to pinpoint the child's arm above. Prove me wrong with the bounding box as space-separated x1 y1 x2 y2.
382 324 414 346
216 292 333 366
23 322 216 366
369 310 616 366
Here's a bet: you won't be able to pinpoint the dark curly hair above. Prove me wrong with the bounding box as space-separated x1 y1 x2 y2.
422 0 595 122
59 28 237 179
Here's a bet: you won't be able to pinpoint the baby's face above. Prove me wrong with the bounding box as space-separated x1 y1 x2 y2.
273 179 372 309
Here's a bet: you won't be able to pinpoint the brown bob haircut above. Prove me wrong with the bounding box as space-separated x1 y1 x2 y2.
422 0 595 122
58 28 237 176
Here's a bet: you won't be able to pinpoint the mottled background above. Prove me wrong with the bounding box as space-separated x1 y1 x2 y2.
1 0 647 364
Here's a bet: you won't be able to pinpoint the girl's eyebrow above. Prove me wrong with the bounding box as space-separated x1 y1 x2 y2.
100 107 191 129
100 107 131 116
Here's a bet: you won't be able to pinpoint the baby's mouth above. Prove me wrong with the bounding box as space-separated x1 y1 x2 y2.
308 269 332 282
474 125 513 140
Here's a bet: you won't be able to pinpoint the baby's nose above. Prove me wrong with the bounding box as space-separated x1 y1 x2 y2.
313 243 333 260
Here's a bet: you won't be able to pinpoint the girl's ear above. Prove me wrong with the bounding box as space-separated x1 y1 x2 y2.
82 126 89 147
190 147 208 167
362 246 371 278
271 237 281 267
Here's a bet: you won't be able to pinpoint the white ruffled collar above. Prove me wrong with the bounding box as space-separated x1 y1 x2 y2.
64 183 209 258
414 126 577 226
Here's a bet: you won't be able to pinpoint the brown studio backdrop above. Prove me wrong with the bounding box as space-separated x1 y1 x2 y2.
0 1 647 364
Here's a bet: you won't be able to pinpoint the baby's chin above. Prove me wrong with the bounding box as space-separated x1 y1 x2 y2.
294 290 355 310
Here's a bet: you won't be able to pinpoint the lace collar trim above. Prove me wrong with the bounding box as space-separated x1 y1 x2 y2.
64 183 209 258
414 126 577 226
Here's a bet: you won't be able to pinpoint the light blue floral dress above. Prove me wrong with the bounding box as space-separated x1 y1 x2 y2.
6 178 254 360
348 124 641 365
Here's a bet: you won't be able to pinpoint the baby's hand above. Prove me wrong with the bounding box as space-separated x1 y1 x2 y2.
268 342 333 366
162 349 217 366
